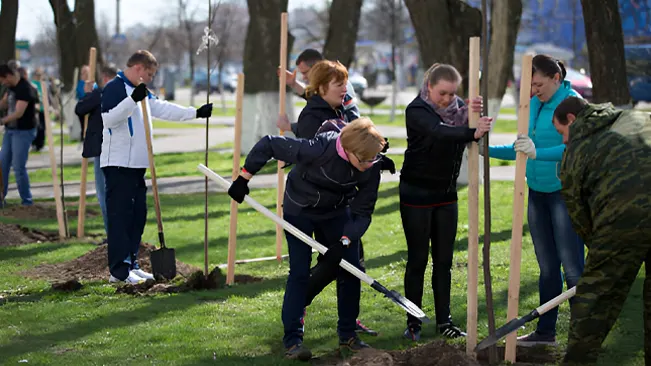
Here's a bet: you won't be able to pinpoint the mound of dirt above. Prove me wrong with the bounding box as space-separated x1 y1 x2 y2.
23 242 199 282
0 203 99 221
0 223 60 246
22 242 265 295
318 340 560 366
115 267 264 295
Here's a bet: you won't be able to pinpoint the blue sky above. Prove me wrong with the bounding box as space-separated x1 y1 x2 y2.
15 0 325 42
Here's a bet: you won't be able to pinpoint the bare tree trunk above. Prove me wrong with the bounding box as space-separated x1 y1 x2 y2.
242 0 294 154
74 0 103 74
389 0 398 122
322 0 363 69
486 0 522 119
0 0 18 63
580 0 631 105
49 0 80 93
404 0 481 96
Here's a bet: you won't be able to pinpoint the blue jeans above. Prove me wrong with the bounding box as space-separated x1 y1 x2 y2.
1 128 36 205
528 189 585 336
93 156 108 234
282 212 361 349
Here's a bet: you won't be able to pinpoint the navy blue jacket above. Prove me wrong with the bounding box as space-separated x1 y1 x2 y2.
244 131 382 242
75 87 103 158
291 95 351 139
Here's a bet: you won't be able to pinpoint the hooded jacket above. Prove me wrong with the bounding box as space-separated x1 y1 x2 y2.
489 80 580 193
291 94 349 139
560 103 651 242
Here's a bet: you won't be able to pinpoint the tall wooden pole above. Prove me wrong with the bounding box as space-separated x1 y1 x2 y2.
41 78 67 238
77 47 97 238
276 12 288 262
226 73 245 285
466 36 480 358
481 0 499 362
504 54 533 363
204 0 212 277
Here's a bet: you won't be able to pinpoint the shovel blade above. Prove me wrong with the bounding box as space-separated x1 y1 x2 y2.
387 290 431 323
150 247 177 280
475 316 529 352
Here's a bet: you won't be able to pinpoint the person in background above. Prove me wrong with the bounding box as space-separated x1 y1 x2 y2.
552 97 651 365
277 48 360 126
486 54 585 347
228 117 385 361
400 63 492 341
30 68 47 152
75 63 119 243
100 50 212 284
0 62 39 206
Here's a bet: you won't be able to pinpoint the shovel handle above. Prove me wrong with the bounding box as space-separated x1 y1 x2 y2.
198 164 374 285
140 99 165 248
536 286 576 315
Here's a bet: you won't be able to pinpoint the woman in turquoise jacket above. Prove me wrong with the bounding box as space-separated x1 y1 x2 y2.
488 54 585 347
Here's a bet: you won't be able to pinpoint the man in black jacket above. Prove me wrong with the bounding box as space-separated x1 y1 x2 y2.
75 64 119 241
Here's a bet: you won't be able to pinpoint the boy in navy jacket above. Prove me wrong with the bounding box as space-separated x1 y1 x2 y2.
75 64 119 241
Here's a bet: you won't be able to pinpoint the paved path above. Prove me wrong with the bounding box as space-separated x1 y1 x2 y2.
8 111 519 200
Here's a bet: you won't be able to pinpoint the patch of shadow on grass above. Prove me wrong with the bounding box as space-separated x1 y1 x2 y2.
0 241 76 263
455 224 530 253
0 274 290 362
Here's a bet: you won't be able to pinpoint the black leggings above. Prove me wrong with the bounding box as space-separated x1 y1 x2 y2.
401 198 458 327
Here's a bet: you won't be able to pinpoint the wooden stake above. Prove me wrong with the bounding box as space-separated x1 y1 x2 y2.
504 54 533 363
276 12 288 262
226 73 245 286
77 47 97 238
41 78 66 238
466 36 481 358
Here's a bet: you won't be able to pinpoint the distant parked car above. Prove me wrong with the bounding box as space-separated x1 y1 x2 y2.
625 44 651 105
348 72 368 97
193 70 237 94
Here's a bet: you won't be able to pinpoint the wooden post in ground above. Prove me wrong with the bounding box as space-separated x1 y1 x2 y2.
466 36 481 358
504 54 533 363
276 12 288 262
77 47 97 238
41 78 67 238
226 73 245 286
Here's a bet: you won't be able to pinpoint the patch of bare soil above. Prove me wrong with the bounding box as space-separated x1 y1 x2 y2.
316 340 560 366
21 242 264 294
0 223 60 246
0 203 99 221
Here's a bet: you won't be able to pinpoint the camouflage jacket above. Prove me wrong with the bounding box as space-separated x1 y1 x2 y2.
560 103 651 243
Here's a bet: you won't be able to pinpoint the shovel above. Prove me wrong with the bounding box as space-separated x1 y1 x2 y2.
140 99 176 280
475 286 576 352
198 163 430 323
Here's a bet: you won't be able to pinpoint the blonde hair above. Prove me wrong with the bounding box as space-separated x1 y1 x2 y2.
340 117 386 161
425 63 462 87
305 60 348 98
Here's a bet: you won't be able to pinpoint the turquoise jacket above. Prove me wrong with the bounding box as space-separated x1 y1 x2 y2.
489 80 581 193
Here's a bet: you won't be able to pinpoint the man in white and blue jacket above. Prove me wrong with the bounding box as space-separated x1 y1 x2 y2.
101 50 213 284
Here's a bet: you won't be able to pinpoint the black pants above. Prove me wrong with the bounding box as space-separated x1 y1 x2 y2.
304 238 365 307
32 111 45 150
103 166 148 280
400 185 458 327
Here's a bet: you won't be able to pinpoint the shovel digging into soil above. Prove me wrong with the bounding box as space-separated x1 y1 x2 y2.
140 99 176 280
475 286 576 352
198 164 430 323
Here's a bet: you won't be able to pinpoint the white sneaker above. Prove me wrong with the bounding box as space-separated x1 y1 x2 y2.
131 269 155 280
109 272 145 284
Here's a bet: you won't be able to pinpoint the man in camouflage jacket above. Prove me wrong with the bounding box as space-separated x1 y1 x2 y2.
553 96 650 365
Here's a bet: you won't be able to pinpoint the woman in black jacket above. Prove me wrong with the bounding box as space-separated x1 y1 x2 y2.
400 63 492 341
228 117 386 361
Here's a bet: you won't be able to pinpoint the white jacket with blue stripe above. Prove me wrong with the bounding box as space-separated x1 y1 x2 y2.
100 72 196 168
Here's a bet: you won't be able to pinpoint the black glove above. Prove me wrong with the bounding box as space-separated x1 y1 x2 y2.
130 83 148 103
380 154 396 174
196 103 213 118
228 175 250 203
382 138 390 153
322 237 349 267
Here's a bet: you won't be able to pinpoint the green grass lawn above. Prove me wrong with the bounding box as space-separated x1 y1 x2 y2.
0 182 645 365
368 114 518 134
